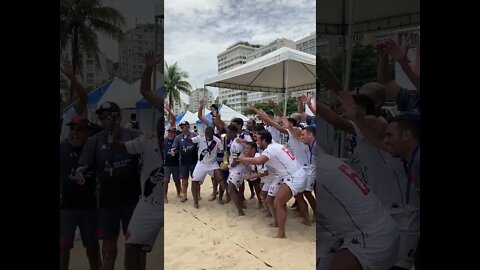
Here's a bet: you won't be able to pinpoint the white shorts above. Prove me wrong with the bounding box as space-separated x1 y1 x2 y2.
341 233 399 270
267 179 281 197
227 170 244 189
317 215 342 270
191 163 219 183
282 169 307 196
125 187 163 251
261 178 273 192
392 210 421 269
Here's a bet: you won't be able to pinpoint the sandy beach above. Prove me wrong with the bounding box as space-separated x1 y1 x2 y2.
68 175 314 270
69 227 163 270
164 176 315 270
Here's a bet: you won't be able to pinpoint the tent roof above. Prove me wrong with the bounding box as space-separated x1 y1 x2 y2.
97 77 139 109
317 0 420 35
63 79 114 113
204 47 316 94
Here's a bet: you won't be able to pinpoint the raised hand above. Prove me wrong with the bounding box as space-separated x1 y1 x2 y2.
199 99 205 107
60 56 74 79
298 95 310 104
164 102 172 112
246 102 254 110
384 39 408 62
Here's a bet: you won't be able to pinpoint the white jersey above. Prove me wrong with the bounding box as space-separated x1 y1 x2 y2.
191 135 222 166
229 137 245 173
125 135 163 200
266 126 280 144
316 153 399 269
253 153 275 183
261 143 303 180
286 129 310 167
351 122 420 214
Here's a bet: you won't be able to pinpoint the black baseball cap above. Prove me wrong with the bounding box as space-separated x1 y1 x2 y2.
179 121 190 126
95 101 121 114
67 115 92 128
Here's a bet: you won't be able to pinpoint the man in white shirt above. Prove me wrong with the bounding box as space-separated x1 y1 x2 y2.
316 152 399 270
190 126 223 209
238 130 309 238
224 124 247 216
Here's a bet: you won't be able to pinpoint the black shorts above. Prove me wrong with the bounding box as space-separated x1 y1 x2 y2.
60 209 98 249
248 178 261 185
97 204 136 239
164 166 180 183
179 164 196 180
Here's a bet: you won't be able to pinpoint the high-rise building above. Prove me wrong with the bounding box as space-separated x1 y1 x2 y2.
62 43 113 91
246 38 296 62
296 32 316 55
118 23 162 83
217 41 260 113
189 88 214 113
246 38 297 105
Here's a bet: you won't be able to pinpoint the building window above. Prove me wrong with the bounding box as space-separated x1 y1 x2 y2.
86 73 94 78
337 37 344 47
354 33 364 42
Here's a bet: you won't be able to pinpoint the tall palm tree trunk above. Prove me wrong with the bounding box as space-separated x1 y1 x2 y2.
70 27 80 104
168 94 173 113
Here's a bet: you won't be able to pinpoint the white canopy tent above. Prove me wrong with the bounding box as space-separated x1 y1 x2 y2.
204 47 316 114
317 0 420 158
96 77 139 109
317 0 420 89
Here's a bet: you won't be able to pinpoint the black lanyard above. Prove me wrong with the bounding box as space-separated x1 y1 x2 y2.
308 140 316 165
205 138 212 155
405 145 420 205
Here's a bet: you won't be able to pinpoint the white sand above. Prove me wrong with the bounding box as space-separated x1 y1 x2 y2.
68 227 163 270
68 176 315 270
164 176 315 270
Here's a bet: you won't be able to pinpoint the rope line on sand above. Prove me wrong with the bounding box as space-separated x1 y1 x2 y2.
182 208 275 269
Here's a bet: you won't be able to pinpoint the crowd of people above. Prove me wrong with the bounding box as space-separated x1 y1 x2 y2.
60 36 420 270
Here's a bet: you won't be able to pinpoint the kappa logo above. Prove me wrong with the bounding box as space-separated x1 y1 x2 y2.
328 247 337 254
391 203 401 209
101 144 107 150
408 249 415 259
350 238 360 245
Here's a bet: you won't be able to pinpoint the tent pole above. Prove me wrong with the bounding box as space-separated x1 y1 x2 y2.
283 61 288 117
152 16 159 131
344 0 356 90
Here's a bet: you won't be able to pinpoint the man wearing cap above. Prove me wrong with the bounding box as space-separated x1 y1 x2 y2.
76 101 142 270
170 121 198 202
60 117 102 270
163 126 181 202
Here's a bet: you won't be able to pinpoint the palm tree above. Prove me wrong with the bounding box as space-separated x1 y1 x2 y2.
164 62 192 112
60 0 126 102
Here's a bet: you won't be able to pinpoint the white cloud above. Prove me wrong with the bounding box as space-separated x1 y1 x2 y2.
165 0 315 102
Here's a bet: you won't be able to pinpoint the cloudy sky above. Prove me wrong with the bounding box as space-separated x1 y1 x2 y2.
97 0 315 100
165 0 315 99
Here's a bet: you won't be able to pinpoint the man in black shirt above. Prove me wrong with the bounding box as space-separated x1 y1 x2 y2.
60 117 102 270
170 121 198 202
164 126 181 203
76 101 141 270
